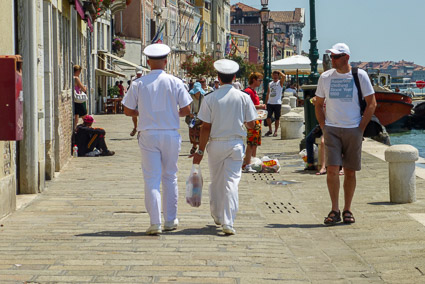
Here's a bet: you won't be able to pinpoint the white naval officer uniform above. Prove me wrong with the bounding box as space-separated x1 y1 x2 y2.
198 67 257 228
122 44 192 227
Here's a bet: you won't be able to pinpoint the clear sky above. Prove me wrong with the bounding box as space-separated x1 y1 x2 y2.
230 0 425 66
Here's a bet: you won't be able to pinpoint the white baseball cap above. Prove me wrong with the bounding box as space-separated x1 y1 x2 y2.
326 43 351 55
143 43 171 59
214 59 239 75
136 66 144 74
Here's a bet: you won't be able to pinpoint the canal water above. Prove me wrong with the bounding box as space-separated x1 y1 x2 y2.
389 129 425 167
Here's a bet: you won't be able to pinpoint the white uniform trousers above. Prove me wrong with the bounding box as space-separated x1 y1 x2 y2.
138 130 181 225
207 139 245 227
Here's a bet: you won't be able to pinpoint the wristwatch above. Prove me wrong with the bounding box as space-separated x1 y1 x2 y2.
196 149 204 156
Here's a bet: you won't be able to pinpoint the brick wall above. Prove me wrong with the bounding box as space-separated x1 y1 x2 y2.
56 91 73 171
0 141 16 219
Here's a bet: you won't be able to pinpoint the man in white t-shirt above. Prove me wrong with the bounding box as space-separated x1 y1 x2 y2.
315 43 376 226
265 70 285 137
232 79 242 90
123 44 192 235
191 59 258 235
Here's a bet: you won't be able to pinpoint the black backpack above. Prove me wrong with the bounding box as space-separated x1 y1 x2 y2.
352 67 383 138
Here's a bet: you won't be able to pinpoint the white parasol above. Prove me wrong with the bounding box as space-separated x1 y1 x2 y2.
271 55 324 75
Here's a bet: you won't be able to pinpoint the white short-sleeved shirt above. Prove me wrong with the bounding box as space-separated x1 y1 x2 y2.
198 84 258 139
123 69 192 130
267 80 283 105
316 68 374 128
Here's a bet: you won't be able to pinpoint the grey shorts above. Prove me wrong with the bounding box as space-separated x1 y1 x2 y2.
323 125 363 171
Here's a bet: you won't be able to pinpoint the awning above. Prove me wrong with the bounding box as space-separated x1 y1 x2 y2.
74 0 85 19
95 68 126 78
98 51 150 72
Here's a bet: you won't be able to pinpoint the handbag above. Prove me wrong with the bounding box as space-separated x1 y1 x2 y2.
352 67 383 138
74 90 88 103
185 95 203 126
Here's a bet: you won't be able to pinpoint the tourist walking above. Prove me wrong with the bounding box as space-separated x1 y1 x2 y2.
186 82 205 155
123 43 192 235
128 67 144 137
199 77 213 93
192 59 258 235
242 72 266 172
265 70 285 137
315 43 376 225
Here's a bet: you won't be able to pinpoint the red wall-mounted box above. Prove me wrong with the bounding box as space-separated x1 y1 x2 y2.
0 55 23 141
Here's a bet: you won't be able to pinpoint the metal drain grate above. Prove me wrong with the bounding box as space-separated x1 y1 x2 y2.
264 202 300 214
251 173 276 181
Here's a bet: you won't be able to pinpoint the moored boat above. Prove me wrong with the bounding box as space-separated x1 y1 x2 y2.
367 70 414 128
374 90 413 126
411 101 425 129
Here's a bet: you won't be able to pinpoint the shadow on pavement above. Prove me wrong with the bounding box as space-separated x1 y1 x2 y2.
171 225 219 236
266 223 331 229
367 201 398 206
75 231 145 237
293 169 321 175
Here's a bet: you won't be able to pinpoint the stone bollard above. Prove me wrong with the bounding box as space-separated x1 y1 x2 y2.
281 104 291 116
282 97 290 105
280 112 304 139
384 145 418 203
289 96 297 108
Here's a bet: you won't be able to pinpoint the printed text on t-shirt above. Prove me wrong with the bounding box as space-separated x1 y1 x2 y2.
329 79 354 102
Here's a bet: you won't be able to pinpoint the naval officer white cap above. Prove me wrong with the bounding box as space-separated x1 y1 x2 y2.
143 43 171 59
214 59 239 74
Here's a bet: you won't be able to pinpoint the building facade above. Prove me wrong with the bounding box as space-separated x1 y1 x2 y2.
231 3 305 61
0 0 130 219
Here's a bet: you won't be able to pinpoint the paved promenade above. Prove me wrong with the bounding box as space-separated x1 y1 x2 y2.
1 114 425 283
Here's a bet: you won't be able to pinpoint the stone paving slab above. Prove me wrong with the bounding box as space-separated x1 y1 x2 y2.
1 114 425 283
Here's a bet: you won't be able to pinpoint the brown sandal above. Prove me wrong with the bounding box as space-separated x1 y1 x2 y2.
342 210 355 224
130 128 137 136
324 210 341 226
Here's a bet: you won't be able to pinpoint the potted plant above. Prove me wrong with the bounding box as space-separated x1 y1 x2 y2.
112 37 126 57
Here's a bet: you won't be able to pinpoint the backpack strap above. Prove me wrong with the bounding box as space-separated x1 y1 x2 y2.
352 67 366 114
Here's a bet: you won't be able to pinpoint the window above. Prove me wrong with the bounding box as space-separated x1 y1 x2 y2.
205 1 211 10
225 14 229 30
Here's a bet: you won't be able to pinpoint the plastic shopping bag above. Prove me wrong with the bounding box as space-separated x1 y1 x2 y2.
186 164 203 207
299 149 308 163
261 156 281 173
250 157 263 173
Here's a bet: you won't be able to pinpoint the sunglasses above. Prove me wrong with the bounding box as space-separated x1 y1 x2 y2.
330 54 346 60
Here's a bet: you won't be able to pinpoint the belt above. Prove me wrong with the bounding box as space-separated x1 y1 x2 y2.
209 136 243 141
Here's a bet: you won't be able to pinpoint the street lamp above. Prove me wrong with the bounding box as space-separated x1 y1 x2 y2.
268 18 274 30
260 0 270 100
267 30 273 80
268 18 274 64
308 0 320 84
